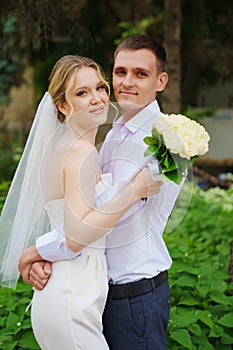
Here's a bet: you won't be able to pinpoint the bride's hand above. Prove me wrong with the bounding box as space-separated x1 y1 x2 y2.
132 167 162 201
29 261 52 290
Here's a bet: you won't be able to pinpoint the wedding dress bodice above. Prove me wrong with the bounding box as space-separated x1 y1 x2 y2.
45 173 112 252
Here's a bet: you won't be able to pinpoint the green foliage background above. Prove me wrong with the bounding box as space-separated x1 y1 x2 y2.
0 183 232 349
165 185 233 349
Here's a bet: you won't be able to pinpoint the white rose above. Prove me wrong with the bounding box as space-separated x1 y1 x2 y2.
162 128 184 155
154 115 171 134
197 131 210 155
182 135 199 158
153 114 210 159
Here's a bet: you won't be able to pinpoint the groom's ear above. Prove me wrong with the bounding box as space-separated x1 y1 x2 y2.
156 72 168 92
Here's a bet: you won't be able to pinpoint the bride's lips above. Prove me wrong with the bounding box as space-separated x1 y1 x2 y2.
89 104 106 114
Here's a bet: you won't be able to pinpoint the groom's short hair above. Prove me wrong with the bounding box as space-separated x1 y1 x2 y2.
114 34 166 72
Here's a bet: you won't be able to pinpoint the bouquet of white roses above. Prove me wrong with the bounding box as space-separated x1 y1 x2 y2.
144 114 210 184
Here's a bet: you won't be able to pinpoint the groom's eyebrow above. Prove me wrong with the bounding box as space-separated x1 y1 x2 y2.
113 65 126 70
113 65 150 72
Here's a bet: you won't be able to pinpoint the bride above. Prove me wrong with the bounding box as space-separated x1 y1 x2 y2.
0 55 162 349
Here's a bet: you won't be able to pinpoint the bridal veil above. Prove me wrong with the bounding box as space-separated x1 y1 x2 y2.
0 92 64 289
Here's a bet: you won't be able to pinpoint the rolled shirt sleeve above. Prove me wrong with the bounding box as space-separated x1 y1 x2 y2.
36 228 80 262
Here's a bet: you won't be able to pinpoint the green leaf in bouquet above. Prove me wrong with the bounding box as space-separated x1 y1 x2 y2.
143 136 158 146
144 148 152 157
163 154 170 170
163 169 180 184
168 158 179 171
151 126 162 141
156 143 168 161
162 153 177 171
143 145 158 157
153 141 165 157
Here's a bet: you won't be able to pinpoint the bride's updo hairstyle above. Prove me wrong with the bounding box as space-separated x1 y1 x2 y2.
48 55 110 123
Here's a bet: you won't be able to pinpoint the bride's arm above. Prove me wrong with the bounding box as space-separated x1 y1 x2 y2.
63 141 162 252
18 143 161 286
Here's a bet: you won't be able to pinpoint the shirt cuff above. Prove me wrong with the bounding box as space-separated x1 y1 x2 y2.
36 229 80 262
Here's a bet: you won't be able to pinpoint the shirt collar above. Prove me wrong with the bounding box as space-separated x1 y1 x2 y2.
113 100 161 134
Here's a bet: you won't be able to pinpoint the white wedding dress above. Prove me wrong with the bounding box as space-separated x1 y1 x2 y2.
31 175 112 350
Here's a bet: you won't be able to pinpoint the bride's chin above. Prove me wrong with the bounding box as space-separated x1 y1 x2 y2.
94 115 107 127
100 116 108 125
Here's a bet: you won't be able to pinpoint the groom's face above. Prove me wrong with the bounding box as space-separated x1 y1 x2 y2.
112 48 165 111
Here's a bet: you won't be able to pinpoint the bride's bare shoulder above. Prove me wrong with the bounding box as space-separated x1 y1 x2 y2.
73 139 97 155
64 139 98 168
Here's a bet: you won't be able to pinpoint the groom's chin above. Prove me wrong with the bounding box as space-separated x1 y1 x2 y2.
117 101 142 112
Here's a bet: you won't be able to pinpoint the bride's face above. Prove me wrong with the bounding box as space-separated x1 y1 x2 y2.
60 67 109 130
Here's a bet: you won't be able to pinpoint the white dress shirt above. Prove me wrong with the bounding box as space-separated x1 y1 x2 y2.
36 100 183 284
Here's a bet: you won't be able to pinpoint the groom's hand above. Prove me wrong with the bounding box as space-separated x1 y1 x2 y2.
18 244 51 290
29 261 52 290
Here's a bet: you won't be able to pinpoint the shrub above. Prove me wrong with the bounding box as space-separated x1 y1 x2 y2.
0 180 39 349
165 185 233 349
0 183 232 349
0 282 39 349
0 133 23 183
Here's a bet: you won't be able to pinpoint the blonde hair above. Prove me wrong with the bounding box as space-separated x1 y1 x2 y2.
48 55 110 123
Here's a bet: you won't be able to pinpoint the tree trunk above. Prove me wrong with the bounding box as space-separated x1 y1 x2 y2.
162 0 182 114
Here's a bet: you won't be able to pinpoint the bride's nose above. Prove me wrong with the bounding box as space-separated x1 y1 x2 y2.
90 92 101 105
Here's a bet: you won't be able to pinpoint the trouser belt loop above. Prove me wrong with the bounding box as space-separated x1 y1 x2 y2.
150 275 156 292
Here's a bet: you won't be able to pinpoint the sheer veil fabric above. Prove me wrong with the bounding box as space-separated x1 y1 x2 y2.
0 92 65 289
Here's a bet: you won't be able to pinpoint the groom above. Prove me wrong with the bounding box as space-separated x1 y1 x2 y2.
19 35 183 350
